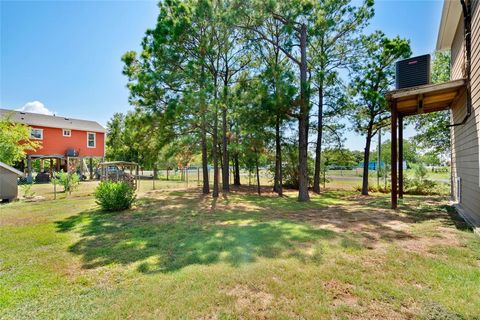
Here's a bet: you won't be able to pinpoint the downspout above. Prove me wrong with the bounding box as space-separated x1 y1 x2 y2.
449 0 472 127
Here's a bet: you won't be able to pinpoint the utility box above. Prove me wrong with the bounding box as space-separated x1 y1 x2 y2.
395 54 431 89
0 162 24 202
66 148 79 157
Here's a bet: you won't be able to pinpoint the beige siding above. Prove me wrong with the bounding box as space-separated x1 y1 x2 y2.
451 19 465 80
450 0 480 225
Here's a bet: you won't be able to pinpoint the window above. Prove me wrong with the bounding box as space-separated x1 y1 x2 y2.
63 129 71 137
87 132 96 148
30 128 43 140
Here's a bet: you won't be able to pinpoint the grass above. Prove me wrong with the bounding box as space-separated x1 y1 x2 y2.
1 181 479 319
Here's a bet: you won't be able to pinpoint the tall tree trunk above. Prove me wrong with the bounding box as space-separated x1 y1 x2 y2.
273 114 283 196
361 126 373 195
200 65 209 194
233 153 240 186
222 84 229 192
213 110 219 197
255 152 261 195
213 74 219 198
219 143 223 175
201 121 209 193
298 23 310 202
313 85 323 194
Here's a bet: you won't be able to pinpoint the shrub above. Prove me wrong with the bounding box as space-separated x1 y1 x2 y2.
52 171 80 194
20 183 35 199
404 164 442 195
354 184 389 193
279 143 315 189
413 163 428 181
95 181 136 211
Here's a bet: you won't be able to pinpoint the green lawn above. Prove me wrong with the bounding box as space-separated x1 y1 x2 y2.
0 182 478 319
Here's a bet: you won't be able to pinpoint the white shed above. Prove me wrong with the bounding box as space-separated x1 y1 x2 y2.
0 162 24 201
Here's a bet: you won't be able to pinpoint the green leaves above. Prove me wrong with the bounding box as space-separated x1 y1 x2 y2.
0 115 40 165
349 31 411 136
409 51 451 156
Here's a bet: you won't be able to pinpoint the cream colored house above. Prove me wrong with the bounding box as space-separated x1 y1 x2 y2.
437 0 479 233
387 0 479 234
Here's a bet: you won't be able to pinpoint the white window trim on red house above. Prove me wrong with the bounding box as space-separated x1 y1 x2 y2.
87 132 96 148
63 129 71 137
30 128 43 140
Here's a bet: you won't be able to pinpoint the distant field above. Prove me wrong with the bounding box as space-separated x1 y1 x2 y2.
325 168 450 181
22 169 449 202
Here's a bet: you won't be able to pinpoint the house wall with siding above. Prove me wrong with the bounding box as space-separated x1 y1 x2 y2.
450 0 480 225
26 126 105 158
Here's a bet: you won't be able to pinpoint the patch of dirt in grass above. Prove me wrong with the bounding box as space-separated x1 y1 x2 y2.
352 300 420 320
323 279 358 307
280 203 414 249
225 284 274 318
0 214 44 226
399 226 461 256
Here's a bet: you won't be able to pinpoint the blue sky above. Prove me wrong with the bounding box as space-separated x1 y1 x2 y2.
1 0 444 151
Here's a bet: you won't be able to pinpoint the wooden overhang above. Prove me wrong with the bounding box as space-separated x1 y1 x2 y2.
386 78 466 116
386 79 466 209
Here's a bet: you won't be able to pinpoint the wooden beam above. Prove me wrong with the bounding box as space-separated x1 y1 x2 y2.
417 94 424 114
387 79 466 100
423 92 457 105
399 116 404 199
399 105 451 117
391 103 398 209
448 86 466 109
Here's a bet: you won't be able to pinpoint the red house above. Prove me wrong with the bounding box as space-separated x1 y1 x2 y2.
0 108 105 180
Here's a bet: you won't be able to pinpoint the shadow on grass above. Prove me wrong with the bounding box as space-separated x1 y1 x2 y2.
55 190 458 273
352 194 469 231
56 194 340 273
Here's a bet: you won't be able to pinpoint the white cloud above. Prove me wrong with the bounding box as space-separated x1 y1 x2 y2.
16 101 54 115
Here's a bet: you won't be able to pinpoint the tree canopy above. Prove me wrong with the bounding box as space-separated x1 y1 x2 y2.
0 115 40 166
112 0 424 201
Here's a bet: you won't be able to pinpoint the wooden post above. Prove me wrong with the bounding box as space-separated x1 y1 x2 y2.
89 158 93 180
136 165 139 190
79 157 84 177
398 116 404 199
27 156 33 183
377 128 381 189
391 103 398 209
197 167 200 187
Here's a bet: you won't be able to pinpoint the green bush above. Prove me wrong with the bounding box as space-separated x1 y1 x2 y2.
279 143 315 189
404 164 443 195
52 171 80 194
20 183 35 199
354 184 390 193
95 181 136 211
